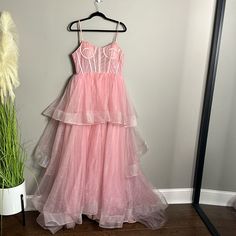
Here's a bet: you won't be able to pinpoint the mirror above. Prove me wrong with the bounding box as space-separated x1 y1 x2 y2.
193 0 236 235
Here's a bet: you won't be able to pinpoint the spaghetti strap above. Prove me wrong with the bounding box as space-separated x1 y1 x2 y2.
114 21 119 42
77 20 83 44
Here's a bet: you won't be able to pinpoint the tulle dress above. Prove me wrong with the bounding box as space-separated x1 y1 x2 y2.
31 20 168 234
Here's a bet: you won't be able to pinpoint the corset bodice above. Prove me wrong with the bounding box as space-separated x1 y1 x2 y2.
71 40 124 75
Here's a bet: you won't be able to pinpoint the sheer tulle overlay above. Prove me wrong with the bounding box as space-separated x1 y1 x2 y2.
32 25 168 234
43 73 138 127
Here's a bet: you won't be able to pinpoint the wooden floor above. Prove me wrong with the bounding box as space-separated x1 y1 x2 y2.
1 204 211 236
200 204 236 236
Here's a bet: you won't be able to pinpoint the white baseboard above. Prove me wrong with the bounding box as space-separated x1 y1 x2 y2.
25 188 236 211
25 195 36 211
200 188 236 207
158 188 193 204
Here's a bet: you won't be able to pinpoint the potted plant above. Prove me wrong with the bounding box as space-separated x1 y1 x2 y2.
0 11 27 216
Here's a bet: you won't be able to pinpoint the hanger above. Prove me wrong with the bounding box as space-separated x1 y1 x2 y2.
67 1 127 32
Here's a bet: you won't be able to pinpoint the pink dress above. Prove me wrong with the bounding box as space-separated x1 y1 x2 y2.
32 21 168 234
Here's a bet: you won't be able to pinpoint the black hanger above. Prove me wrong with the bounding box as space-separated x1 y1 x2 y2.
67 11 127 32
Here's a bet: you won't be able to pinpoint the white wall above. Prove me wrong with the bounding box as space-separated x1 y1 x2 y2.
0 0 215 194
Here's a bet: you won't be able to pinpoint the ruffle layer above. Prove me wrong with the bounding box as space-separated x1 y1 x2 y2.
43 73 138 127
34 119 148 169
32 121 168 234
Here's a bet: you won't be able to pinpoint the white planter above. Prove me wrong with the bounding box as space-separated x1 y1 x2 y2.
0 180 26 215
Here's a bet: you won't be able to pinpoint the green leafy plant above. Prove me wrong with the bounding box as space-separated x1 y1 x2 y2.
0 11 27 236
0 99 26 189
0 11 25 189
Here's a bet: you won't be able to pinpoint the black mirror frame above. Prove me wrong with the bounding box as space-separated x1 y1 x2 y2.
192 0 226 235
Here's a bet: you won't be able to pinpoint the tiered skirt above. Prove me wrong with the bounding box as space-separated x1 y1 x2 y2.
32 73 168 234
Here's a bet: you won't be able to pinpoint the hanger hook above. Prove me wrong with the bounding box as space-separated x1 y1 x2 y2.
94 0 102 12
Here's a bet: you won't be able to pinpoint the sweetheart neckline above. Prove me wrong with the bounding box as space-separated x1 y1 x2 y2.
71 40 122 57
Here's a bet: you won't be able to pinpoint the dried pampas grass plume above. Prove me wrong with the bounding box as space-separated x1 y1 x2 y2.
0 11 19 103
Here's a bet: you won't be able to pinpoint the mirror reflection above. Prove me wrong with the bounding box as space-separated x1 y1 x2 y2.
200 0 236 235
